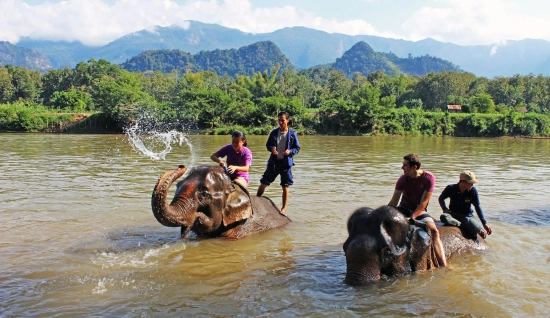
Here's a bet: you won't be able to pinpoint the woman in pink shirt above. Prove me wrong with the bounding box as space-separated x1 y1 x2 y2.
210 131 252 188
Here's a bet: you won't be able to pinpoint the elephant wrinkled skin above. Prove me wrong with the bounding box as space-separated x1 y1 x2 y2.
152 165 290 239
343 205 488 285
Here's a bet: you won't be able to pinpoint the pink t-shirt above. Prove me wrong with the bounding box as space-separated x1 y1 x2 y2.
215 144 252 183
395 170 436 211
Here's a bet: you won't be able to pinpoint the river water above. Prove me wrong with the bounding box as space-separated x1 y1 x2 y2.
1 134 549 317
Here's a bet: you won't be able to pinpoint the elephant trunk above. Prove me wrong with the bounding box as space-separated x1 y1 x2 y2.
344 237 382 284
151 165 198 228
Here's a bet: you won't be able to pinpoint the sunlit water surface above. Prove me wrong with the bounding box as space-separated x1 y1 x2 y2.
1 134 549 317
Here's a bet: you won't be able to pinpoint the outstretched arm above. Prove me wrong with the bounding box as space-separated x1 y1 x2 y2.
388 189 402 208
472 188 492 235
473 203 492 235
210 153 225 166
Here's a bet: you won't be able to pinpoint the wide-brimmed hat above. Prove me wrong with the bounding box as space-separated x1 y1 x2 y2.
460 171 478 184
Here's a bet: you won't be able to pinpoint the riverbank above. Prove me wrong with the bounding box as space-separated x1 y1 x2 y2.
2 103 550 137
0 104 117 133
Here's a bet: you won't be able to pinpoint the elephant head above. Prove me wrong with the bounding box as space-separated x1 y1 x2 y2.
343 205 488 285
151 165 253 238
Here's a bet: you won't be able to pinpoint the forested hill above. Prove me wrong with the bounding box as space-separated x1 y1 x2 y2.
121 40 460 77
120 41 295 76
0 41 53 72
333 41 462 77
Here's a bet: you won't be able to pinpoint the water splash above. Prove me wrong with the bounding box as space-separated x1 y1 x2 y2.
124 111 195 161
127 127 190 161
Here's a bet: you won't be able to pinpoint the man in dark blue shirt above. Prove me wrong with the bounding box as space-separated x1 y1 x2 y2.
438 171 492 239
256 111 300 216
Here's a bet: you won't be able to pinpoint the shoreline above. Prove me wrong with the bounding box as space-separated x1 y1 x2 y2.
2 130 550 138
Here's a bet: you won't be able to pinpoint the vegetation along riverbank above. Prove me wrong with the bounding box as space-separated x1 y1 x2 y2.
1 60 549 136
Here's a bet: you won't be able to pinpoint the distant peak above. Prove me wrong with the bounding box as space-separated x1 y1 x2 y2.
341 41 375 58
349 41 374 52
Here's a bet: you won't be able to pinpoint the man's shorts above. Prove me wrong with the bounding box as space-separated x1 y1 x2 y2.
396 206 435 223
260 160 293 187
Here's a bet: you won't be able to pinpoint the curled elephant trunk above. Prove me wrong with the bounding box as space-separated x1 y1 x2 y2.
151 165 198 228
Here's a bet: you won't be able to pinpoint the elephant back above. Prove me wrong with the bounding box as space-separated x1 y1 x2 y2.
437 225 489 259
220 195 290 239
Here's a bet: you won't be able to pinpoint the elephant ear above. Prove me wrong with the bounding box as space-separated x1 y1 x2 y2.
408 226 432 271
222 182 253 226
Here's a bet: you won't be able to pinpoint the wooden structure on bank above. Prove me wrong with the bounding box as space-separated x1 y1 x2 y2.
446 105 462 113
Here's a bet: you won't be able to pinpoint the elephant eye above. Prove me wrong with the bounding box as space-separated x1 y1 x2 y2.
197 189 211 204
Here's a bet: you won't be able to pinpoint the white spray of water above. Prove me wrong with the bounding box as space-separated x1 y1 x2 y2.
124 114 195 161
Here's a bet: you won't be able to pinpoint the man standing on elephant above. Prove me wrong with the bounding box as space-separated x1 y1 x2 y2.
438 171 492 240
388 153 448 267
256 111 300 216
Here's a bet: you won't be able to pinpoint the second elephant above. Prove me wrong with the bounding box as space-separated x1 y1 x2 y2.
343 205 488 285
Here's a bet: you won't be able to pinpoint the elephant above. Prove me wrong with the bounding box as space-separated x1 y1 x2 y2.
343 205 488 285
152 165 290 239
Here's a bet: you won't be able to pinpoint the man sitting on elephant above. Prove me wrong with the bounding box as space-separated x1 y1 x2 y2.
438 171 493 240
388 153 448 267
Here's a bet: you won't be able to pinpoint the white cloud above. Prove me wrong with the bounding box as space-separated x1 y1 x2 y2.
0 0 199 45
0 0 392 46
401 0 550 45
1 0 550 46
490 40 507 56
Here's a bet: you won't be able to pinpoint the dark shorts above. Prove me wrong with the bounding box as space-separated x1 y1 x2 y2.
260 160 293 187
396 206 435 222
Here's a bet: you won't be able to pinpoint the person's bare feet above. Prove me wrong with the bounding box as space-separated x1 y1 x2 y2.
279 208 286 216
479 230 487 239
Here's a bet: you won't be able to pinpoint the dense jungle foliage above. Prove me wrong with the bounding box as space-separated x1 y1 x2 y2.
1 60 549 136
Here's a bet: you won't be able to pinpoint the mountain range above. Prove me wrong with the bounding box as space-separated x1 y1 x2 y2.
119 40 460 77
121 41 295 77
4 20 550 77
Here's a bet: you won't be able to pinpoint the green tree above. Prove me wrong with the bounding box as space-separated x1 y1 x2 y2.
523 74 550 113
93 70 151 120
142 71 177 103
6 65 42 101
487 75 526 107
41 68 74 104
470 93 495 113
250 94 304 128
235 65 280 102
277 69 316 108
415 72 476 110
326 70 352 100
50 88 93 111
179 87 233 128
298 65 331 87
0 67 15 103
402 98 423 109
338 84 382 133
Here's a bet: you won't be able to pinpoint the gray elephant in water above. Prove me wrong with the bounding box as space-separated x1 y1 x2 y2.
343 205 488 285
152 165 290 239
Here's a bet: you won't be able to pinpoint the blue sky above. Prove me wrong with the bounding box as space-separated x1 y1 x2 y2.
2 0 550 47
